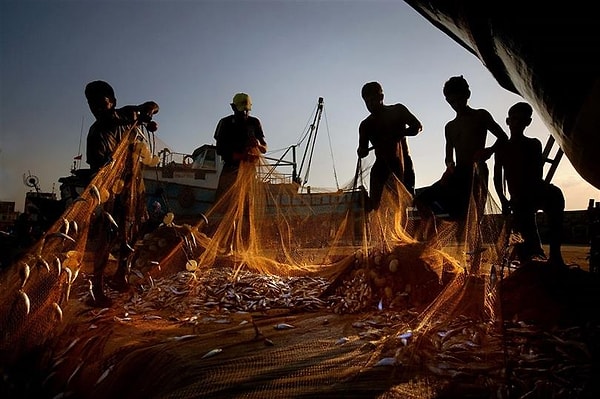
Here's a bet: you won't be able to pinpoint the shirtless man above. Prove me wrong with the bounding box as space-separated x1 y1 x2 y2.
357 81 423 210
415 76 508 240
494 102 565 265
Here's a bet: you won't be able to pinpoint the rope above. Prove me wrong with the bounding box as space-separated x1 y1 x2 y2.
323 108 339 190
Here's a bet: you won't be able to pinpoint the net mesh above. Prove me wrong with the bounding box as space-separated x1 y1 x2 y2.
1 130 597 398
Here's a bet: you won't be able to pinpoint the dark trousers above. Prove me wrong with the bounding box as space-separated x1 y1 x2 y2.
511 183 564 260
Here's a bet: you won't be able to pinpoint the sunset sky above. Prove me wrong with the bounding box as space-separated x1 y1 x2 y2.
1 0 598 212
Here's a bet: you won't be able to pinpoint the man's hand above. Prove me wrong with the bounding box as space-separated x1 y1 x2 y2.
137 101 159 123
243 145 261 163
233 146 260 163
357 147 369 158
146 121 158 132
440 165 454 185
247 137 267 154
141 101 159 116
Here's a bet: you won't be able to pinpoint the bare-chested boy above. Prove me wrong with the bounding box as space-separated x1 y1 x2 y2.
357 81 423 210
415 76 508 240
493 102 565 265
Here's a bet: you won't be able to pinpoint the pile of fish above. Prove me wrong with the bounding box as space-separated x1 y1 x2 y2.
71 262 598 398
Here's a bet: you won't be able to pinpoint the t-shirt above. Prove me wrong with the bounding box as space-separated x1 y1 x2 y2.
86 106 138 172
214 115 265 165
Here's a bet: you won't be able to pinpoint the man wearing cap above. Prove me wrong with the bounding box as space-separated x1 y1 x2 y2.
213 92 267 201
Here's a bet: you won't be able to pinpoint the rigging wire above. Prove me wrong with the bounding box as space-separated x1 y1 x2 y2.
74 115 85 171
322 108 340 190
264 98 341 190
295 103 319 148
265 103 318 156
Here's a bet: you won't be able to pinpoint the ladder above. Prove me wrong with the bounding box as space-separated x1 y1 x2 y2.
542 135 563 183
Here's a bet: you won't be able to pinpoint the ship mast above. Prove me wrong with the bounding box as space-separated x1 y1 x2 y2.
296 97 324 188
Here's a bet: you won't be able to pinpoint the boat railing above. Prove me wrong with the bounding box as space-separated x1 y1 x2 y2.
157 149 199 168
154 148 219 172
153 147 298 185
259 155 297 185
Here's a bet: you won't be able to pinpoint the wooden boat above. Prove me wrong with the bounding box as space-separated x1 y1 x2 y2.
404 0 600 190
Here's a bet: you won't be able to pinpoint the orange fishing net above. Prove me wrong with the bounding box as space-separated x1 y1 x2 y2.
1 129 598 398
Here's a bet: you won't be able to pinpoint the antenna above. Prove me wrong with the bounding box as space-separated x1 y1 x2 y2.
23 171 41 193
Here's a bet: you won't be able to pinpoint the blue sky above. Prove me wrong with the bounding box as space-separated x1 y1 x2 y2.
1 0 598 212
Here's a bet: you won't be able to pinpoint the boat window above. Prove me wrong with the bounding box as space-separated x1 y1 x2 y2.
193 148 216 170
204 149 216 168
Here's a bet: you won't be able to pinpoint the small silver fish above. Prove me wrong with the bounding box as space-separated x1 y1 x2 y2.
103 211 119 229
52 302 63 322
46 232 76 244
374 357 398 367
62 266 72 282
70 220 79 235
71 268 79 283
142 315 162 320
61 218 70 235
95 365 114 386
19 290 30 315
199 213 209 226
42 371 57 387
167 334 197 342
201 348 222 359
37 257 50 272
66 360 84 386
54 256 62 275
397 330 413 340
274 323 295 330
87 280 96 302
90 184 102 204
20 263 30 288
58 338 81 361
63 266 74 301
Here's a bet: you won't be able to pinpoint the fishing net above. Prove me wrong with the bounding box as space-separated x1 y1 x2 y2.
1 127 599 399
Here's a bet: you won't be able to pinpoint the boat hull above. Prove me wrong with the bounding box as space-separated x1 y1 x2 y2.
404 0 600 189
144 179 216 221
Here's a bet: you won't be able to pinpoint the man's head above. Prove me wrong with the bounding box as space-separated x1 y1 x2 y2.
361 82 384 113
85 80 116 119
506 102 533 133
443 76 470 111
508 102 533 118
231 92 252 116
